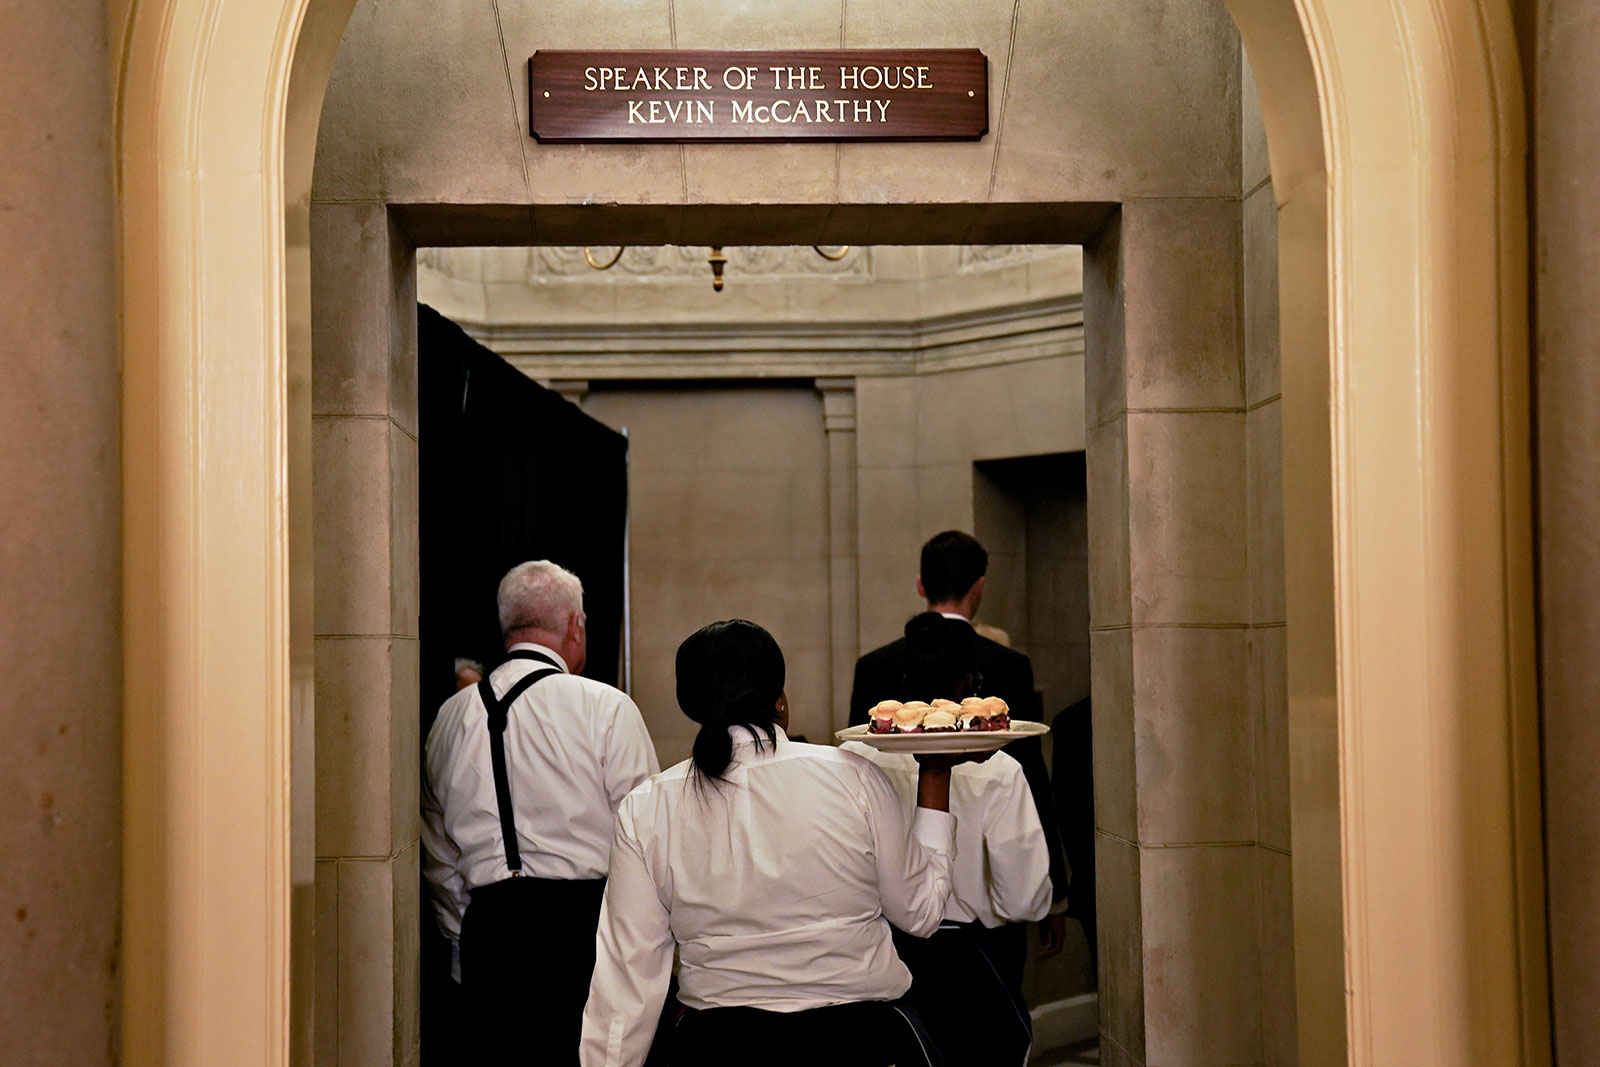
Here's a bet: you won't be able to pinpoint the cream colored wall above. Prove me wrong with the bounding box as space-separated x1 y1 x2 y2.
0 0 121 1063
582 385 832 767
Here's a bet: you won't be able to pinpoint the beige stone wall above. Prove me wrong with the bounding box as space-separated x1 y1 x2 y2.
1241 51 1296 1067
0 1 121 1063
854 355 1087 646
1074 45 1294 1057
582 385 833 766
1086 194 1260 1067
310 203 422 1067
316 0 1240 208
971 453 1091 719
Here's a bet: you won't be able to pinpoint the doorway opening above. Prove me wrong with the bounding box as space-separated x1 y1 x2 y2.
406 240 1107 1060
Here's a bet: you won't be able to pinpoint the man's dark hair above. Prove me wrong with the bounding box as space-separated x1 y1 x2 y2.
919 530 988 603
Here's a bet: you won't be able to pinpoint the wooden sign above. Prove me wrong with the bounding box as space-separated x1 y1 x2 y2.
528 49 988 143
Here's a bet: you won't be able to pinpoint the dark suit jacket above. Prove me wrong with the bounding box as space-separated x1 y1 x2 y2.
848 630 1069 906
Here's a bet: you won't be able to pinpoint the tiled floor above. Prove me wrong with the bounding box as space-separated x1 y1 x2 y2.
1030 1038 1100 1066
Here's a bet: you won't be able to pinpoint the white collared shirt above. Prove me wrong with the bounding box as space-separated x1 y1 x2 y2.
840 743 1052 928
421 643 658 951
580 727 957 1067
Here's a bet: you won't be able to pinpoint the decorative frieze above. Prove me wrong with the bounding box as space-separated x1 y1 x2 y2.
530 244 869 280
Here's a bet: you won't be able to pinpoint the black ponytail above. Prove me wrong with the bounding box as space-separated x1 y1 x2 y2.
675 620 786 782
901 611 981 701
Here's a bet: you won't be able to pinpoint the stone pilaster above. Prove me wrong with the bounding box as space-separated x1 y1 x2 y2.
816 378 860 733
1085 199 1265 1067
310 201 421 1067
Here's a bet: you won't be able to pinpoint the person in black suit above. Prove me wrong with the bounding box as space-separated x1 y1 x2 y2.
849 530 1071 980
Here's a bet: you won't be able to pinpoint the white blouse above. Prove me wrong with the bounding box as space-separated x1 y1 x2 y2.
580 727 957 1067
840 743 1052 928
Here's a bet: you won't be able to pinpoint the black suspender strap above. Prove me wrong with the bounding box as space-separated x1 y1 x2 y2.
476 668 560 876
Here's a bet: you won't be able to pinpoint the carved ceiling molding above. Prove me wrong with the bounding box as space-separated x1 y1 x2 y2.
957 244 1045 272
531 244 870 281
417 245 1072 284
461 295 1085 382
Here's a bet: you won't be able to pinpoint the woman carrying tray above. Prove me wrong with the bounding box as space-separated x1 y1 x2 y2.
580 619 972 1067
841 612 1052 1067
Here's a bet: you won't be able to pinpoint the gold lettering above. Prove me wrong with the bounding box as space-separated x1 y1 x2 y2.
584 67 600 91
771 66 814 90
731 99 754 122
630 68 652 91
839 66 859 90
875 99 889 121
695 100 714 123
627 99 645 123
917 65 932 89
694 67 711 90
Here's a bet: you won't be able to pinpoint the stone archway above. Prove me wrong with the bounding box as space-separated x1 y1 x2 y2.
111 2 1542 1066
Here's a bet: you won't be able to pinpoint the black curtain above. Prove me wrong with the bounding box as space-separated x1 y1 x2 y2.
417 303 628 722
416 304 628 1062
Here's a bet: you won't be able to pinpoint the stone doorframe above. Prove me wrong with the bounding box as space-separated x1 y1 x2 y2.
113 2 1544 1066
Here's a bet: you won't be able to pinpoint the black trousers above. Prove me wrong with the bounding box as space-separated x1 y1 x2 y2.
459 875 607 1064
672 1000 941 1067
892 923 1033 1067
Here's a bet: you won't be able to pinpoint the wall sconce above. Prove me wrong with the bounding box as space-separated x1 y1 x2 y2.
707 247 727 291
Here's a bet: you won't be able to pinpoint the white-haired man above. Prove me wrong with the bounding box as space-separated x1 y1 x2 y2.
423 560 658 1061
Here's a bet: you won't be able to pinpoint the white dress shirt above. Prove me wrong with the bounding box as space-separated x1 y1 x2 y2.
580 727 957 1067
840 743 1052 928
421 643 659 952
